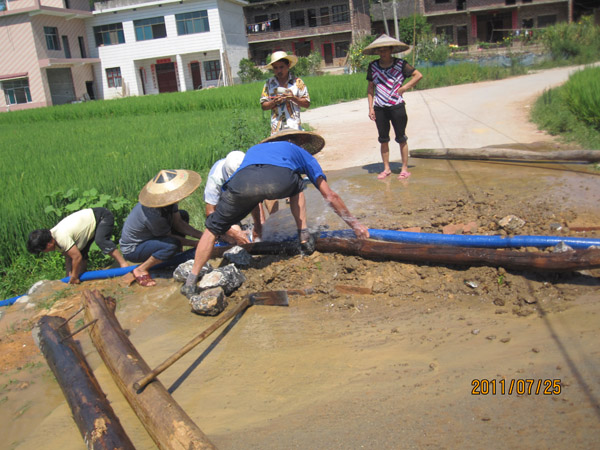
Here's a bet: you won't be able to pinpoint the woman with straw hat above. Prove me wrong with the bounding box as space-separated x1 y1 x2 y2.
260 50 311 135
119 169 204 287
364 34 423 180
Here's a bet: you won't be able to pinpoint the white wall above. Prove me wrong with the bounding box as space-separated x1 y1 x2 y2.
217 0 249 83
87 0 246 99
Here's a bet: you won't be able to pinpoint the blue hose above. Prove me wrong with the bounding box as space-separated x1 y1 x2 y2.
3 230 599 307
321 229 600 250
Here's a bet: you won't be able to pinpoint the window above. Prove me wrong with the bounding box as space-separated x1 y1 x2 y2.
106 67 122 88
94 23 125 47
134 17 166 41
332 5 349 23
271 13 280 31
320 7 330 26
62 36 71 58
290 10 305 28
308 9 317 27
78 36 86 58
0 0 7 12
435 25 453 40
295 41 311 57
522 18 534 29
204 60 221 81
538 15 556 27
176 11 209 35
335 41 349 58
434 0 450 3
44 27 60 51
255 14 268 24
3 78 32 105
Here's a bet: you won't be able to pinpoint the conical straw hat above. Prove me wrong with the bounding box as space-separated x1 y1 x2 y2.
139 169 202 208
363 34 410 55
260 129 325 155
266 51 298 69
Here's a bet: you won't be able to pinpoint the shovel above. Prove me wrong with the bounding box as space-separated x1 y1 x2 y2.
133 290 290 391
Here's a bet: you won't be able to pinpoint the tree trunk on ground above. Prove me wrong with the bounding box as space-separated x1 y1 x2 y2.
315 238 600 272
411 148 600 162
82 290 217 450
32 315 135 450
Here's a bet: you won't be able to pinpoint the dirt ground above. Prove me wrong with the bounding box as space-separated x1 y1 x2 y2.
1 67 600 449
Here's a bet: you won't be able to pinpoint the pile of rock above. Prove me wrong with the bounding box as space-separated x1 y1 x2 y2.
174 246 252 316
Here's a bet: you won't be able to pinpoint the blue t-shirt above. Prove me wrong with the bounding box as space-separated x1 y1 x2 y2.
232 141 326 187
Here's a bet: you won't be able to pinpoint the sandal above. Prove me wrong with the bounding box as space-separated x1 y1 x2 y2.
134 273 156 287
377 171 392 179
398 171 411 180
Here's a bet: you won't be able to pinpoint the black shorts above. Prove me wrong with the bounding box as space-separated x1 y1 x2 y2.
206 165 304 236
374 104 408 144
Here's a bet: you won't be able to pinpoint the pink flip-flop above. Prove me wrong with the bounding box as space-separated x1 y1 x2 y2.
377 171 392 179
398 171 411 180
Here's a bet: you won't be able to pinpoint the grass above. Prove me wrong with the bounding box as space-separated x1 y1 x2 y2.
531 66 600 149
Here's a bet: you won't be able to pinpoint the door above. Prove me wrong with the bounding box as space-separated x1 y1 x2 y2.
47 68 75 105
155 62 178 93
323 43 333 65
191 62 202 90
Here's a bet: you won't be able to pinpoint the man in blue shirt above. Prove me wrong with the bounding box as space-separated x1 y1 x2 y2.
182 130 370 296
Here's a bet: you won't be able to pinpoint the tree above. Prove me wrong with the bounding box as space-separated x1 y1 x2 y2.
237 58 264 83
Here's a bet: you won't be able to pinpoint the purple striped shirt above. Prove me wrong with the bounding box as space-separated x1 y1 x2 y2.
367 58 416 107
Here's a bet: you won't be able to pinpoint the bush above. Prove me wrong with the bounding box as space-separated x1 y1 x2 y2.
348 35 377 73
539 16 600 63
238 58 265 84
416 33 450 64
294 51 322 77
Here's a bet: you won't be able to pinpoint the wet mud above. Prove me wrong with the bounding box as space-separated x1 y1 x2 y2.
1 157 600 449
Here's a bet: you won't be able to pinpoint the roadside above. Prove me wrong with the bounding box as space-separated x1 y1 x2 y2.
306 64 592 172
1 65 600 449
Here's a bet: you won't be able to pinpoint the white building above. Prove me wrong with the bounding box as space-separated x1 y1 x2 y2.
88 0 248 100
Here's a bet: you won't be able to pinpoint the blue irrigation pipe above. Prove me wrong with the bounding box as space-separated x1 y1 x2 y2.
321 229 600 250
3 230 600 307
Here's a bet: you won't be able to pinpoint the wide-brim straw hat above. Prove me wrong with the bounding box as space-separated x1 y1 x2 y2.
260 129 325 155
363 34 410 55
139 169 202 208
266 51 298 69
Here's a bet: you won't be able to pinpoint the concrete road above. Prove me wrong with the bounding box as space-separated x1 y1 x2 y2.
305 64 592 172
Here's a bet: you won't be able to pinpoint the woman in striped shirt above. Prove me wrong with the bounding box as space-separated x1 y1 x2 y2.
365 35 423 180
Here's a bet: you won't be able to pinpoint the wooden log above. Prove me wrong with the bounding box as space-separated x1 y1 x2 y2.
82 290 217 450
32 315 135 450
315 238 600 272
411 148 600 162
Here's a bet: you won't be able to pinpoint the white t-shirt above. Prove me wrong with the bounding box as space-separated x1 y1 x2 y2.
51 209 96 253
204 158 228 206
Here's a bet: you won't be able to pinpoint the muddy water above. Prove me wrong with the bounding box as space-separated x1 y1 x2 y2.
3 158 600 449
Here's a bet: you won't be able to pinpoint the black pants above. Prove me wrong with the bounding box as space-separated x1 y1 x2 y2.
374 104 408 144
80 207 117 259
206 165 304 236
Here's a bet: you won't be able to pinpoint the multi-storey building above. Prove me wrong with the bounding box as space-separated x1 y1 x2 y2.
244 0 371 67
88 0 248 100
371 0 570 47
424 0 570 46
0 0 248 109
0 0 98 111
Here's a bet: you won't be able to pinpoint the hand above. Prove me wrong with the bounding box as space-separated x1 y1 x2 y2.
368 109 376 121
298 228 315 256
352 223 370 240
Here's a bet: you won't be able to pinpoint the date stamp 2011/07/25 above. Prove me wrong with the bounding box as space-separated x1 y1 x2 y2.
471 379 562 395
